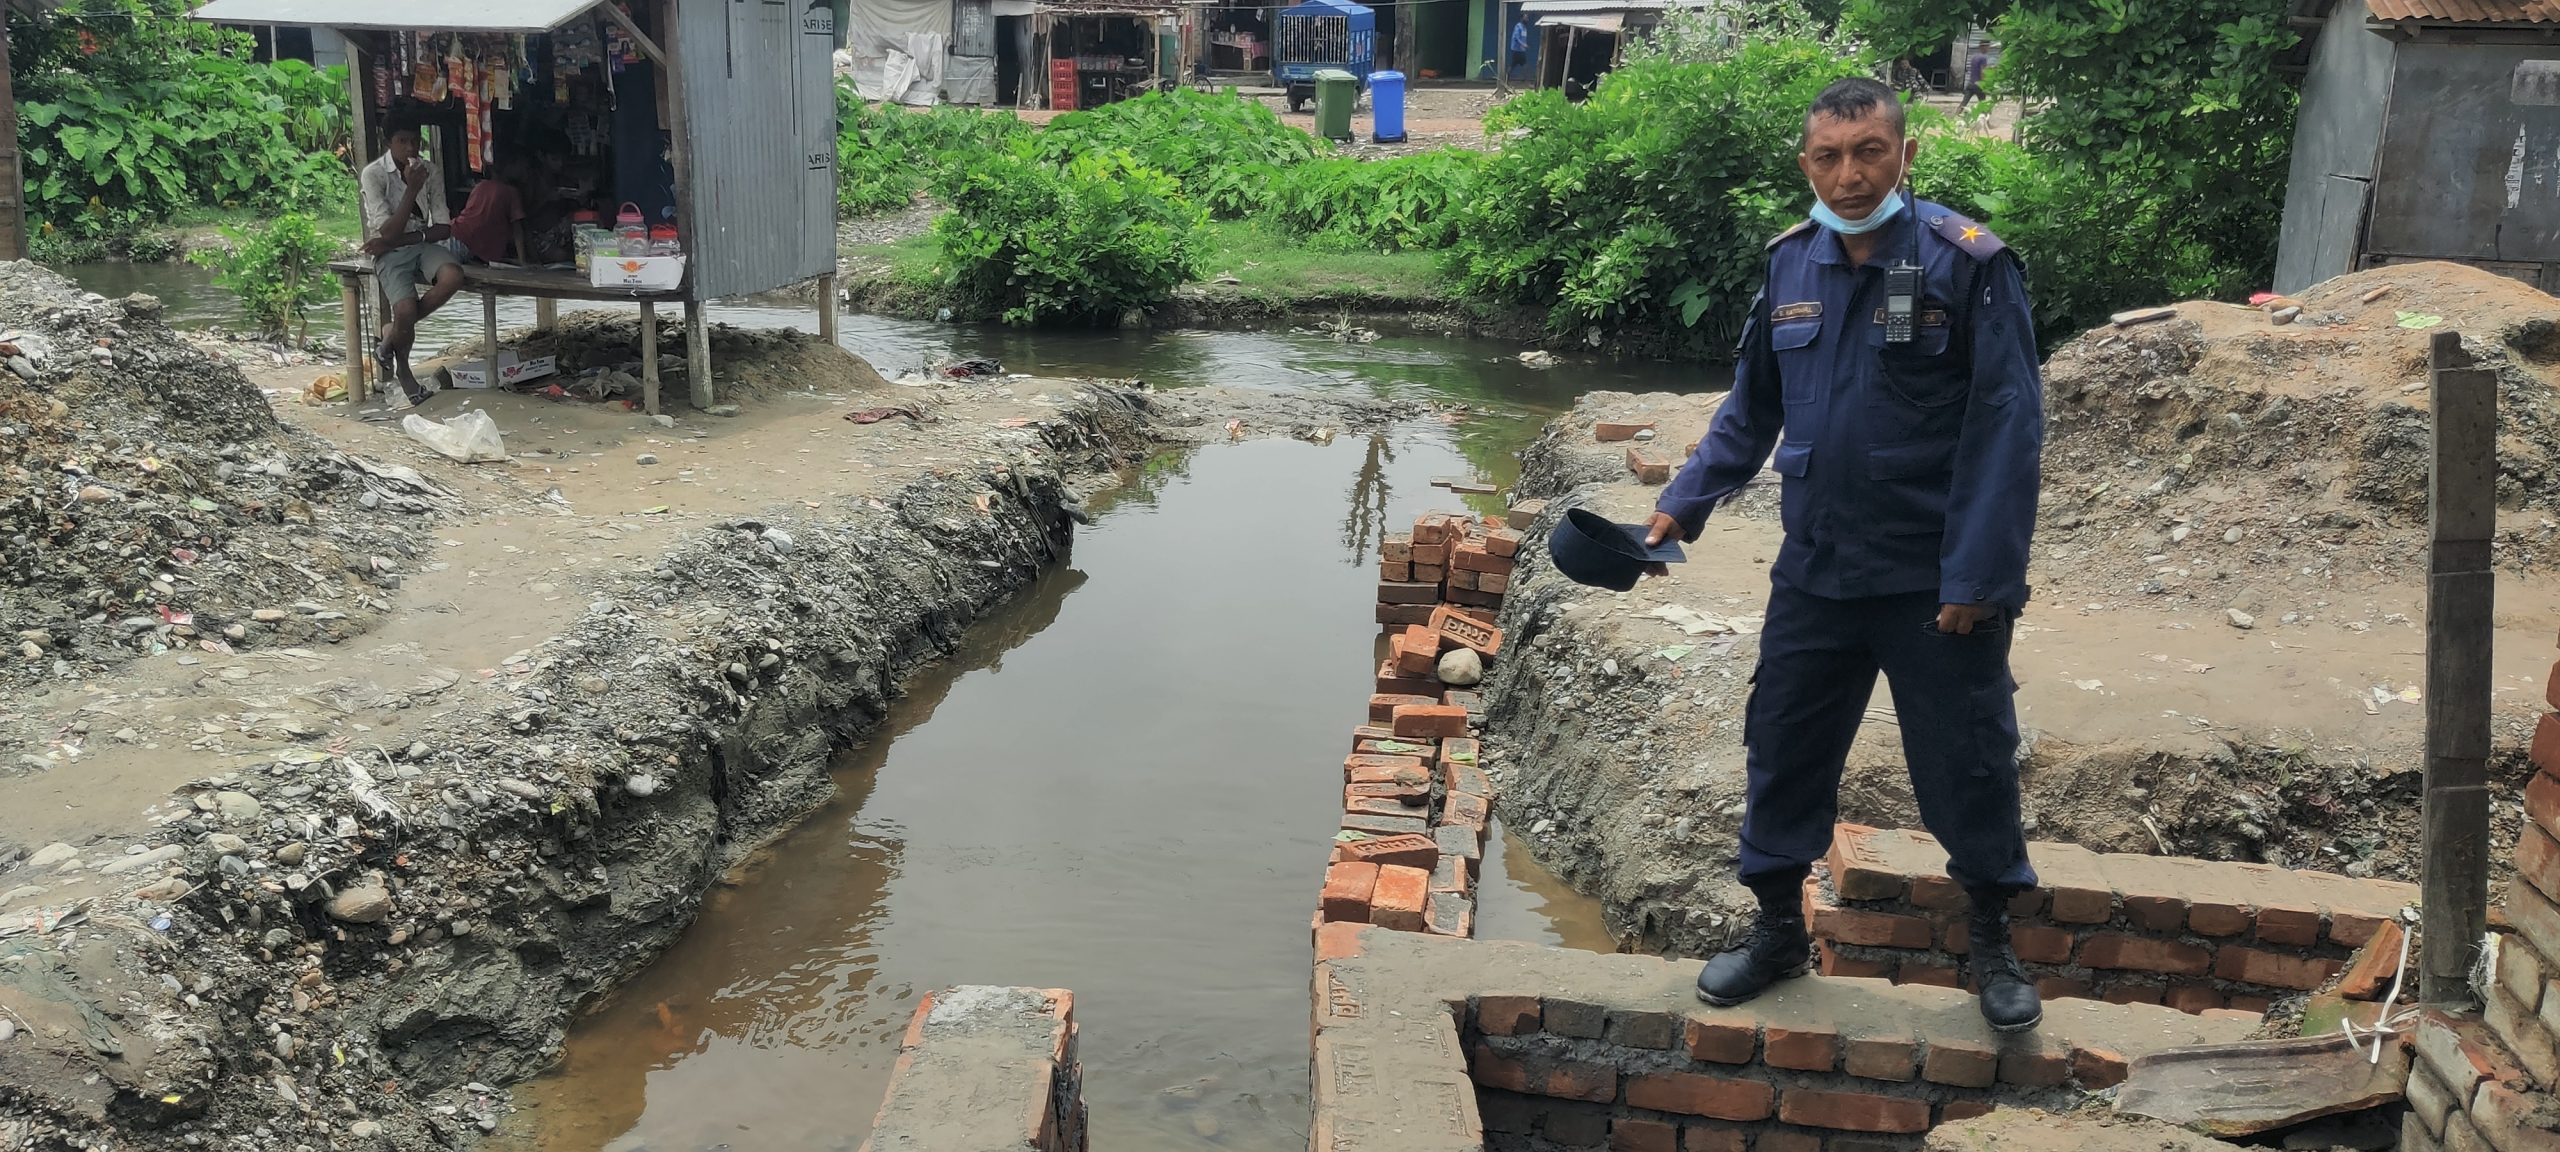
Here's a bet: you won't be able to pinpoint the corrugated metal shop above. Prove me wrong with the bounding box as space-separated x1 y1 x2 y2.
188 0 841 413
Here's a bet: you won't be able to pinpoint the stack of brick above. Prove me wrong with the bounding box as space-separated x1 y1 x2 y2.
2399 656 2560 1151
1329 563 1511 944
859 986 1085 1152
1377 511 1524 629
1597 419 1681 486
1809 824 2417 1016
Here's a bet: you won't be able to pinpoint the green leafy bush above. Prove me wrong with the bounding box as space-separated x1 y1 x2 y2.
10 1 355 237
188 212 337 342
1028 90 1324 217
1447 39 1863 352
933 145 1207 325
1269 149 1483 252
834 86 1031 215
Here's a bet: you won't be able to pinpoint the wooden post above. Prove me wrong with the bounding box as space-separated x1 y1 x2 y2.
481 291 500 387
639 300 661 416
341 273 368 400
685 299 712 409
817 271 839 345
0 15 27 261
534 299 558 332
2422 327 2498 1005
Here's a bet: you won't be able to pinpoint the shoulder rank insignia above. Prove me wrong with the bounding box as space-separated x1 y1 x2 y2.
1928 211 2007 261
1766 219 1814 250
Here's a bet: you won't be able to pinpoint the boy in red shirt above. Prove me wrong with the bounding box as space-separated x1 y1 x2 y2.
451 156 530 264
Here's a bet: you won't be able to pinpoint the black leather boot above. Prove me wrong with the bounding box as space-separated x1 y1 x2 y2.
1966 900 2044 1033
1697 881 1811 1007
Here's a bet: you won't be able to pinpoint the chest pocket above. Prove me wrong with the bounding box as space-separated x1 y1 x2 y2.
1867 303 1965 410
1771 319 1824 408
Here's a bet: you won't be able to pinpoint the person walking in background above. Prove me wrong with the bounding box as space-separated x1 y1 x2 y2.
1509 16 1530 82
1642 77 2047 1033
1957 49 1989 112
359 114 463 409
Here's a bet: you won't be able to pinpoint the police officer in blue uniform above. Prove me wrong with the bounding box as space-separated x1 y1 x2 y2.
1642 76 2045 1032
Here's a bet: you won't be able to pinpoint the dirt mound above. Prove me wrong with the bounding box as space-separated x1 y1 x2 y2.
2038 262 2560 591
0 261 426 692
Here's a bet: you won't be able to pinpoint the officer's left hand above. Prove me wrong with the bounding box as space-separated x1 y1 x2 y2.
1936 603 1989 634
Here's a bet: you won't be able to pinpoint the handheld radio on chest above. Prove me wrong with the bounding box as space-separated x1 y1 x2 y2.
1882 187 1921 344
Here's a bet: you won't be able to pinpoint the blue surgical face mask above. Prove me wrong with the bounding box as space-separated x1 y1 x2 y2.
1809 154 1910 235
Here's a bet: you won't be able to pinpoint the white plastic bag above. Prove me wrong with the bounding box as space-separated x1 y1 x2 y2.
402 411 508 464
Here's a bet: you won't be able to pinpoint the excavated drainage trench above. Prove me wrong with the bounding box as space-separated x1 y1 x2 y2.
64 262 1703 1151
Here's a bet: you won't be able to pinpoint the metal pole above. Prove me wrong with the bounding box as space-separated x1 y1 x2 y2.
2422 328 2497 1004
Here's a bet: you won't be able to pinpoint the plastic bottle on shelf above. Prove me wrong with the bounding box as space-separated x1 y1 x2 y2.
615 202 648 257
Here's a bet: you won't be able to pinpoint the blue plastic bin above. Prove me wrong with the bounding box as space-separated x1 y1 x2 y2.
1370 69 1407 144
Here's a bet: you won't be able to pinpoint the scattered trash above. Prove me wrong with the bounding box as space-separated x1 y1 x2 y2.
2359 284 2394 304
845 405 930 425
939 356 1005 378
2394 311 2443 329
2110 305 2178 327
401 411 509 463
1517 349 1558 368
302 373 346 405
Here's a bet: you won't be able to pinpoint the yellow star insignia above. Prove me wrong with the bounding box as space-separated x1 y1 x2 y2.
1959 226 1983 243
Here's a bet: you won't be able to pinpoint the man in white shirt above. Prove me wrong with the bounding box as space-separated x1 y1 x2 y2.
359 115 463 407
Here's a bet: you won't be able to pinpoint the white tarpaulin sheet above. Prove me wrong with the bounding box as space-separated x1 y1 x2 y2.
192 0 595 32
849 0 955 103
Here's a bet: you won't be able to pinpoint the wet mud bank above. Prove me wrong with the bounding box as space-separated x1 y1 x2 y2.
0 389 1168 1151
1478 388 2553 961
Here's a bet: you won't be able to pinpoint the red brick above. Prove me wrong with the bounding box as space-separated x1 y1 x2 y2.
1375 663 1439 697
1477 995 1539 1036
1685 1017 1757 1064
1347 780 1428 808
1818 940 1895 979
1908 874 1966 911
2522 824 2560 908
1921 1041 1998 1088
1431 854 1472 896
2338 919 2408 1000
2535 712 2560 777
1999 1047 2070 1088
1412 564 1446 583
2226 996 2273 1015
1369 693 1437 722
1451 543 1512 576
1469 1045 1530 1092
1391 704 1470 739
2123 894 2189 932
2050 885 2115 924
1379 559 1412 582
1843 1036 1919 1082
2188 900 2255 937
2529 770 2560 847
2036 977 2092 1002
2102 984 2166 1006
1381 536 1412 563
1756 1134 1821 1152
1346 794 1414 819
1485 529 1524 558
1780 1088 1930 1134
1394 626 1440 673
2165 984 2224 1014
1765 1026 1840 1072
1900 961 1963 989
1479 571 1512 594
1337 834 1438 871
1411 542 1451 566
1428 605 1503 658
1594 421 1656 442
1369 865 1430 931
2070 1047 2129 1089
1315 920 1367 961
1443 689 1484 712
1375 602 1435 626
2473 1081 2560 1152
1447 567 1479 592
1814 906 1934 949
1446 586 1504 609
1681 1127 1748 1152
1626 447 1671 484
2078 933 2213 976
1411 514 1457 545
1348 724 1399 746
1441 791 1492 837
1939 1100 1998 1123
1828 825 1905 901
2256 904 2323 947
1546 1061 1618 1103
1347 760 1431 790
1623 1071 1774 1121
2215 946 2342 991
1321 862 1379 922
2012 923 2077 965
1609 1118 1677 1152
1379 581 1441 605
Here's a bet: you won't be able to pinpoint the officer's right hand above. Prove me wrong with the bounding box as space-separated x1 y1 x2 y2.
1640 512 1683 579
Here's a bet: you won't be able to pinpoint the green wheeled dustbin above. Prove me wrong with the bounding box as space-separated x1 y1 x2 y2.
1313 68 1358 142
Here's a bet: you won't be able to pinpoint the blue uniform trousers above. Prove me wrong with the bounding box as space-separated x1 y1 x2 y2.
1737 581 2038 900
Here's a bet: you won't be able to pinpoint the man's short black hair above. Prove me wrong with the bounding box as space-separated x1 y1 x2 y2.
383 112 424 142
1804 76 1906 142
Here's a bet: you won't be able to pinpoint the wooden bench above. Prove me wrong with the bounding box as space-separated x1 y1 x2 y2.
330 258 706 415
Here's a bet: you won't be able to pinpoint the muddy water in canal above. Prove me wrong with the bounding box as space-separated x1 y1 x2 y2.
59 262 1708 1151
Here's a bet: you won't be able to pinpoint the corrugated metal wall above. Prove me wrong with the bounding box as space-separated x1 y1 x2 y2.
677 0 839 301
2367 40 2560 268
2272 0 2396 293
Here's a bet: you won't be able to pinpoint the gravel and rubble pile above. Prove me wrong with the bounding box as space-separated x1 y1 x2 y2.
0 385 1159 1152
0 261 431 693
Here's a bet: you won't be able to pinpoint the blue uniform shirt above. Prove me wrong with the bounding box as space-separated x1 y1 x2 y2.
1655 199 2043 612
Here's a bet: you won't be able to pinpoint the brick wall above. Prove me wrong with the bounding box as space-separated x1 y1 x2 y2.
2399 643 2560 1152
1810 824 2417 1016
860 986 1085 1152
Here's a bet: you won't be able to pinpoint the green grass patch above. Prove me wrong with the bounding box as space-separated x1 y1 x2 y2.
1195 219 1451 305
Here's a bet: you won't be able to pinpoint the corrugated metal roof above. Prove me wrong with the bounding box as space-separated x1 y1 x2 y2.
189 0 600 33
2366 0 2560 23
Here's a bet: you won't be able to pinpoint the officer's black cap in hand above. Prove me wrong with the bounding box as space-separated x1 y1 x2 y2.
1546 507 1686 592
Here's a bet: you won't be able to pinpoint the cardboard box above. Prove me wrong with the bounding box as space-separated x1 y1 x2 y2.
590 254 686 291
443 351 558 390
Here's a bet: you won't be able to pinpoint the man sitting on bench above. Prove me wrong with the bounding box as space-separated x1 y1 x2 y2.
360 113 464 408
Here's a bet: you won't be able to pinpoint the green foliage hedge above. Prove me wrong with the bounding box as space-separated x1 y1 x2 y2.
833 91 1031 216
933 144 1207 325
1028 90 1325 217
1268 149 1484 252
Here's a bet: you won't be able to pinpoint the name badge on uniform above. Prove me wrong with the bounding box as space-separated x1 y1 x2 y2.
1771 302 1823 323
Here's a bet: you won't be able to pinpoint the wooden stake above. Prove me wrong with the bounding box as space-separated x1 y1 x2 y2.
817 271 839 345
685 300 712 409
2422 328 2497 1005
640 300 660 416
